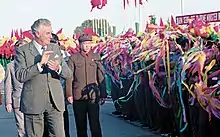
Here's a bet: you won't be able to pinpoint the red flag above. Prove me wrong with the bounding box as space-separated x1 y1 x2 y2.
20 28 23 38
84 28 99 37
160 18 164 26
123 0 130 9
4 41 12 59
171 15 177 28
90 0 107 11
10 29 14 38
91 0 101 11
56 28 63 34
11 44 16 56
101 0 107 7
23 30 34 40
15 29 20 40
214 25 219 32
125 0 143 8
74 34 81 40
139 0 143 5
84 28 93 34
0 40 7 55
120 28 135 38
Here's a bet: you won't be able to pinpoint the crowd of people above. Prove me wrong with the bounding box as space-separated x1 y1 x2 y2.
0 17 219 137
95 19 220 137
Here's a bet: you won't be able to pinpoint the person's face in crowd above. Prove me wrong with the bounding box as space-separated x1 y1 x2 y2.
81 41 91 53
36 25 52 46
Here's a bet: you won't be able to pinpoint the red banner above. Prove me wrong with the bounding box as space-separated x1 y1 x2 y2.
176 11 220 25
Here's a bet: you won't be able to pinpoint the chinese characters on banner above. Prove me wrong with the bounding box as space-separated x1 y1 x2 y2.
176 11 220 25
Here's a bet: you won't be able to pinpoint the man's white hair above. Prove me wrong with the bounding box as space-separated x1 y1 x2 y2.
31 19 51 37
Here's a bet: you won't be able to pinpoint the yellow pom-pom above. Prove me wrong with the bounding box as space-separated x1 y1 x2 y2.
67 38 75 48
57 34 65 40
0 38 5 46
63 43 70 49
63 37 76 49
3 37 9 41
189 28 195 34
92 36 100 43
69 43 77 49
11 36 17 42
137 32 143 37
205 26 211 35
217 32 220 38
24 37 31 43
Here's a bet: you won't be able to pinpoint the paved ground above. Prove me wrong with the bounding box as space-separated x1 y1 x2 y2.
0 96 160 137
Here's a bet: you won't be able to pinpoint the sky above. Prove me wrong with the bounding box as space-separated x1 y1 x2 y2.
0 0 219 37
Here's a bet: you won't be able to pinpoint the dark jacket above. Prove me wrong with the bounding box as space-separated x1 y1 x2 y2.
66 52 107 101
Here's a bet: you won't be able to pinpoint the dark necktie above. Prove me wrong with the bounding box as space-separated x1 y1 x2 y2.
41 46 47 72
41 46 45 54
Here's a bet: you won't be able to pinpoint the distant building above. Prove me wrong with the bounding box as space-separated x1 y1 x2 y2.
91 19 116 36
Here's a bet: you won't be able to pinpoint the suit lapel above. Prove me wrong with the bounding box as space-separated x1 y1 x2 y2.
47 44 53 51
47 44 56 60
28 41 42 65
29 42 54 56
29 41 40 56
29 42 57 61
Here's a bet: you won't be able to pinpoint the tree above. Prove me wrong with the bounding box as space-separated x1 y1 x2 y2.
73 19 93 35
73 19 114 36
74 26 84 34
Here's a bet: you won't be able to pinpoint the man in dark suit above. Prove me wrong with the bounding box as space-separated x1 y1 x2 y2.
66 34 107 137
14 18 72 137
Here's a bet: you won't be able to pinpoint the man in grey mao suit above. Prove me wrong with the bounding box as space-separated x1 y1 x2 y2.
14 18 72 137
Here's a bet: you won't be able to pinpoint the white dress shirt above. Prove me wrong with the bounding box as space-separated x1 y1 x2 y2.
60 50 70 58
33 40 47 55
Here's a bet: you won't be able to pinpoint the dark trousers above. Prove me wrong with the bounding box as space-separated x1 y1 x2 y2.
134 81 148 125
111 83 123 102
73 100 102 137
198 107 210 137
64 105 70 137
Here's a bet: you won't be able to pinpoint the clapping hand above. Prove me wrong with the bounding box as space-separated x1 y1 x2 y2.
40 51 53 66
47 60 60 72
